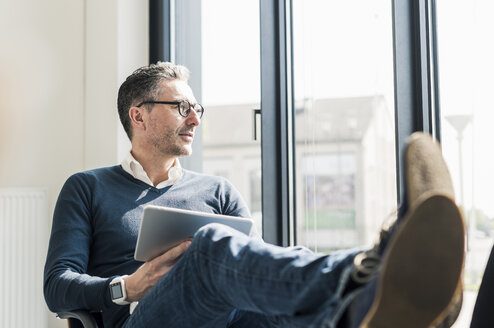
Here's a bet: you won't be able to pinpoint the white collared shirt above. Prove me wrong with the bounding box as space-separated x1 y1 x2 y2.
121 152 183 189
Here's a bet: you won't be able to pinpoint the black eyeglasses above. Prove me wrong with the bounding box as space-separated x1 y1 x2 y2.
136 100 204 118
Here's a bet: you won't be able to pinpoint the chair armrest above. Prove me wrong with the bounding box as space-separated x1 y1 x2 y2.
57 310 99 328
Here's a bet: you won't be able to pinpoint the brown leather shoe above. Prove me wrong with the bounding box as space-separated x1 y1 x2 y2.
359 194 465 328
352 132 465 327
405 132 464 328
352 132 458 282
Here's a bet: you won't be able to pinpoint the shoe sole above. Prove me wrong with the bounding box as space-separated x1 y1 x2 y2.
360 194 465 328
405 132 463 327
405 132 455 208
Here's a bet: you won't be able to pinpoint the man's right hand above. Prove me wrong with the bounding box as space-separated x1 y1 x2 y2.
124 239 192 302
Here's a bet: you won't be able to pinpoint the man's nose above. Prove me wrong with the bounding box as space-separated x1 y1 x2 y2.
185 108 201 126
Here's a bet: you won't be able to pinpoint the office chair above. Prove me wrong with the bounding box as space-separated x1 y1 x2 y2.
57 310 102 328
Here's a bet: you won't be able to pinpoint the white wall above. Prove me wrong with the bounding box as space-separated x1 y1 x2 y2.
0 0 147 326
0 0 85 212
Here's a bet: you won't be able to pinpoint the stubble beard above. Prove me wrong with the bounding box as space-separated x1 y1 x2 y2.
152 129 193 158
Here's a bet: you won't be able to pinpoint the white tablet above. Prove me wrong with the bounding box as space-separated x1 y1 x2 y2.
134 205 254 262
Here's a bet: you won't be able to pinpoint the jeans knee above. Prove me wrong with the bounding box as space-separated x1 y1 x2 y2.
191 223 243 253
195 222 229 239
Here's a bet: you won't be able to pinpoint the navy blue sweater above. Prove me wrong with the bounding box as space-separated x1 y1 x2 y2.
43 165 251 327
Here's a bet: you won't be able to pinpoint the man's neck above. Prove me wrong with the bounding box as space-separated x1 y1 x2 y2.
130 148 176 186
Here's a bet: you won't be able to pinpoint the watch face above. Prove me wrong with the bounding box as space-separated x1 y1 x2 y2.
110 283 123 299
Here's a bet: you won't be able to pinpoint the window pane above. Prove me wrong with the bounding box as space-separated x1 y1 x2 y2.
292 0 396 252
177 0 262 234
436 1 494 325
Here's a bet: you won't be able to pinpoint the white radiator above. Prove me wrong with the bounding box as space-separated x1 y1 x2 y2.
0 188 48 328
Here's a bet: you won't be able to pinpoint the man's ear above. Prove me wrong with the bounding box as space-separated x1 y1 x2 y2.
129 106 146 131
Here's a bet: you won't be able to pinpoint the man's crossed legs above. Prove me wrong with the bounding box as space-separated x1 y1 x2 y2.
124 132 465 328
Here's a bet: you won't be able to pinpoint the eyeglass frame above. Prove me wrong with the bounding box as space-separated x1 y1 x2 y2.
136 100 204 119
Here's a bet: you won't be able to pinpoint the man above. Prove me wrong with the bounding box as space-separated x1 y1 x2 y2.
44 62 465 328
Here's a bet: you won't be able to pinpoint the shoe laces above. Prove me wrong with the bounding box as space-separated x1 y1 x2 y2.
351 209 398 284
351 249 381 284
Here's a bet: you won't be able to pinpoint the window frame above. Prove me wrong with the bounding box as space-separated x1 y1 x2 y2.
392 0 440 206
149 0 440 247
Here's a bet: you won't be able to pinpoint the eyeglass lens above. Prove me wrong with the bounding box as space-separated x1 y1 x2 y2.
179 100 204 118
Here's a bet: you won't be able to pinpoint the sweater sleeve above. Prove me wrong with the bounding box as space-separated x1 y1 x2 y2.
218 177 266 238
220 178 251 219
43 173 115 312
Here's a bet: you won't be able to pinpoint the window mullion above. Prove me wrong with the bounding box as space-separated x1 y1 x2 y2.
393 0 435 205
260 0 293 246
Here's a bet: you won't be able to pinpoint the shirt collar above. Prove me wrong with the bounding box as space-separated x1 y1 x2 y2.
121 152 183 188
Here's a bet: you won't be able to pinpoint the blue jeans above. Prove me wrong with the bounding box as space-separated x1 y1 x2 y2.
123 223 361 328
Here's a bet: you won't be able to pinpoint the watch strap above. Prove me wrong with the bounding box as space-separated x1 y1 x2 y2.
110 275 131 305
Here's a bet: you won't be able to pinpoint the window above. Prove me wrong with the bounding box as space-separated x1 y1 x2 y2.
435 1 494 325
292 0 397 252
175 0 263 234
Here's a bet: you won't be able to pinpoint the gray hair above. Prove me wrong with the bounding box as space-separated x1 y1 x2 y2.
117 61 190 140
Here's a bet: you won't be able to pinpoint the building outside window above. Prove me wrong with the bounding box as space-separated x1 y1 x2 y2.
292 0 397 252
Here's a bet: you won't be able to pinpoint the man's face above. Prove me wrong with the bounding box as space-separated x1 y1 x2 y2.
145 79 201 158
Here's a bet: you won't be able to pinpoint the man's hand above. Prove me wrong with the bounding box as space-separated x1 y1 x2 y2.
124 240 192 302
